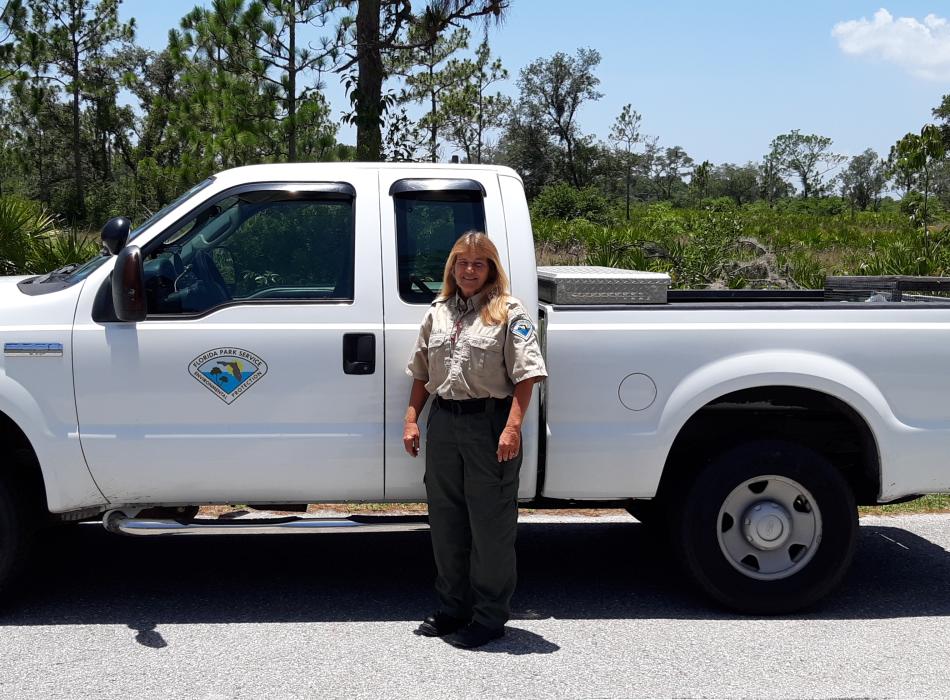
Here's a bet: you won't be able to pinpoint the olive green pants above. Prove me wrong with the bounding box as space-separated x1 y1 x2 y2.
424 398 520 629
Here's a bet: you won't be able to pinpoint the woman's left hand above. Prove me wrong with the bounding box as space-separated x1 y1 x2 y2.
497 426 521 462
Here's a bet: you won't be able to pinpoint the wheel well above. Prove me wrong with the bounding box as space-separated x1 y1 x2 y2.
657 387 881 505
0 411 48 514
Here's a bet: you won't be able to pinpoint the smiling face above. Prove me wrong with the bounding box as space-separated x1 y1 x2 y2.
440 232 508 307
453 247 491 298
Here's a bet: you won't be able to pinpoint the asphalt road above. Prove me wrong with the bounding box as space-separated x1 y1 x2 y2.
1 513 949 699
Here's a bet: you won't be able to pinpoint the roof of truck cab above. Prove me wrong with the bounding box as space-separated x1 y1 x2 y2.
210 162 523 188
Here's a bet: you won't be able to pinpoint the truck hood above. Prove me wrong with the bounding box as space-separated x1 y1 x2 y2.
0 275 85 328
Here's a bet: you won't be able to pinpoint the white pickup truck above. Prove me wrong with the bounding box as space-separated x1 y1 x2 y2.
3 163 949 613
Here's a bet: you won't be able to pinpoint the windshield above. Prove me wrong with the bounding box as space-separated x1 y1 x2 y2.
61 252 110 283
61 177 217 284
128 177 216 243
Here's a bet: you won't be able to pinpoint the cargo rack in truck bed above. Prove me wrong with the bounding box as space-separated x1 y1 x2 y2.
824 275 950 302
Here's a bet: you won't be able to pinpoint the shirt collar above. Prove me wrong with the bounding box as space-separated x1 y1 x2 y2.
454 290 485 314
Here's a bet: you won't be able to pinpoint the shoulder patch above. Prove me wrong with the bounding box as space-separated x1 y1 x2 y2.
509 316 535 341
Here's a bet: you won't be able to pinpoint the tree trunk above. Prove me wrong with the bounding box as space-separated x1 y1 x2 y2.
565 135 578 187
71 45 84 219
37 130 47 205
429 73 437 162
924 168 930 225
475 78 483 164
98 99 111 181
288 10 297 162
354 0 383 161
625 161 630 220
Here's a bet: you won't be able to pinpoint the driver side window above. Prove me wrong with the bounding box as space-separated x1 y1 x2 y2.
144 188 355 316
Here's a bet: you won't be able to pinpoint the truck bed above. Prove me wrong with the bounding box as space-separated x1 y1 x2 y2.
539 299 950 502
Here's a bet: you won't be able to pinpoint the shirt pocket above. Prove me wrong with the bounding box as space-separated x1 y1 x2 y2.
427 333 451 370
466 334 503 373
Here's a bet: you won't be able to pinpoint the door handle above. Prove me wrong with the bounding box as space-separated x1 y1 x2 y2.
343 333 376 375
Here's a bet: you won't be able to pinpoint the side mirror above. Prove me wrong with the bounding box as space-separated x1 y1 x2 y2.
101 216 132 255
112 245 146 322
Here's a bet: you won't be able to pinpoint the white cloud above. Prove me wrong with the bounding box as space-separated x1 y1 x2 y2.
832 8 950 80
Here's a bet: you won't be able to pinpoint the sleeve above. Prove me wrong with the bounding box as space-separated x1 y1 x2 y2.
503 301 548 384
405 308 434 381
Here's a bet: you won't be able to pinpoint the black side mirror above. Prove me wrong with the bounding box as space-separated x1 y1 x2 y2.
112 245 146 322
101 216 132 255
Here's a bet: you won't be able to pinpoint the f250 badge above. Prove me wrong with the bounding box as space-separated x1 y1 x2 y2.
190 348 268 404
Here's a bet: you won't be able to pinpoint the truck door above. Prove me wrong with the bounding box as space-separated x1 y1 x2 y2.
72 178 384 503
378 170 540 500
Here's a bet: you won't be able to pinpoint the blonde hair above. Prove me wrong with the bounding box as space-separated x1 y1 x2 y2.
438 231 510 325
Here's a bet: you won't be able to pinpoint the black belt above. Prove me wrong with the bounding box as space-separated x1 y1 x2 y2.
436 395 511 415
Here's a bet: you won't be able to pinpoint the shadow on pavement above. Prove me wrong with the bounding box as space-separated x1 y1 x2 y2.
446 626 561 655
1 519 948 630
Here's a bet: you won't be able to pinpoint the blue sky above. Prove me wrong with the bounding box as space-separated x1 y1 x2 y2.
122 1 950 166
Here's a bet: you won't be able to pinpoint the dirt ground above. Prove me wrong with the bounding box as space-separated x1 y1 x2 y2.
198 504 631 518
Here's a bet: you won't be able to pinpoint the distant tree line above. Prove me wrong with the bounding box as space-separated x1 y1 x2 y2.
0 0 949 230
0 0 508 225
497 48 895 215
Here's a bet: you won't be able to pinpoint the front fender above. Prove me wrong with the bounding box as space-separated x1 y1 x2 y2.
0 371 106 512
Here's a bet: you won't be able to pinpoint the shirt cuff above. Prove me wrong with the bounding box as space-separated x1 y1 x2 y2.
510 369 548 385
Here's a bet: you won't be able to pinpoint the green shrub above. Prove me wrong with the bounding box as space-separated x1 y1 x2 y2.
531 182 612 223
860 231 950 276
699 197 738 212
31 227 101 273
0 196 104 275
532 194 950 290
774 196 848 217
780 249 826 289
0 196 59 275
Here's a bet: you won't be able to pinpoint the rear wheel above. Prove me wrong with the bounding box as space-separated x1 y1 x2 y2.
674 440 857 614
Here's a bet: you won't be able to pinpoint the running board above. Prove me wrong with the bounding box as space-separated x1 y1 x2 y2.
104 512 429 536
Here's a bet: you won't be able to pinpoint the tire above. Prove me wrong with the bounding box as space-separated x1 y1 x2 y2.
625 499 675 538
0 468 38 603
673 439 857 615
625 500 659 525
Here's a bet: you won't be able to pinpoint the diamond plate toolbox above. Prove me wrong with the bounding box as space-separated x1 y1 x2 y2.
537 266 670 305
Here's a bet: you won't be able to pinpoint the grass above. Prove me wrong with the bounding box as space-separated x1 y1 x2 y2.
859 493 950 516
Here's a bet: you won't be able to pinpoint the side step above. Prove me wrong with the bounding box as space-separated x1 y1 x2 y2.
104 511 429 536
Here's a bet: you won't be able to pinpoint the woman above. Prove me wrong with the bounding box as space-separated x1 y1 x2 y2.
403 231 547 649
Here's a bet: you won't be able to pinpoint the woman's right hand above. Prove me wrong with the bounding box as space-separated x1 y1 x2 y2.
403 421 421 457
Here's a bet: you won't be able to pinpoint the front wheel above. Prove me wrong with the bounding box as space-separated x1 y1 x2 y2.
0 470 37 602
674 440 857 614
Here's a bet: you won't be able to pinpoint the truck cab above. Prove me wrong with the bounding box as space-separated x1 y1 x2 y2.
21 163 540 511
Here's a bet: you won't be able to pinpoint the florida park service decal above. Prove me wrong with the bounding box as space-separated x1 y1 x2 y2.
190 347 267 404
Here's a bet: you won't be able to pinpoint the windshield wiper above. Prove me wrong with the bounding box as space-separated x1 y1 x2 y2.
31 260 95 284
33 266 77 284
50 263 80 276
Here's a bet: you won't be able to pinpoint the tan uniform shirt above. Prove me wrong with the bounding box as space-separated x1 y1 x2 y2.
406 292 548 400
